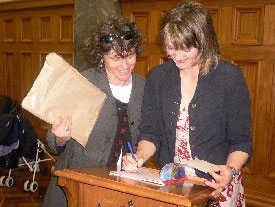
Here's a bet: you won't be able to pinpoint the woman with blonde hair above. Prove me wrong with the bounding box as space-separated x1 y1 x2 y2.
123 2 252 207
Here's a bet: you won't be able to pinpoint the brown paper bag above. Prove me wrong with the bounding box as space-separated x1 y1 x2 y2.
22 53 106 147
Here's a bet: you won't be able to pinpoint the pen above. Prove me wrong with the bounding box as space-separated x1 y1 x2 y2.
127 141 141 173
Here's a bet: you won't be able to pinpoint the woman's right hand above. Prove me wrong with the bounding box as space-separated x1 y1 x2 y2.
122 153 144 172
51 116 72 146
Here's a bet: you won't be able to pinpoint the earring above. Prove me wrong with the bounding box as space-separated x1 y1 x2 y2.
100 59 104 68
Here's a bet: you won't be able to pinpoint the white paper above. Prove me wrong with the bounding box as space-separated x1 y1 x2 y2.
110 168 164 186
116 148 122 172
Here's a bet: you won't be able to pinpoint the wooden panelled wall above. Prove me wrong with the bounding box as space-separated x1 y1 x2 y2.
0 0 274 206
121 0 275 207
0 0 74 143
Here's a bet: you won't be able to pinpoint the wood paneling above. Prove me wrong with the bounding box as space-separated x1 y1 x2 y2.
39 16 52 42
59 15 73 43
233 6 264 45
4 18 14 42
121 0 275 206
21 17 32 42
264 5 275 45
135 56 149 77
0 0 74 148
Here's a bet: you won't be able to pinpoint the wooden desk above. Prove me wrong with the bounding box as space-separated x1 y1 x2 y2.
54 167 213 207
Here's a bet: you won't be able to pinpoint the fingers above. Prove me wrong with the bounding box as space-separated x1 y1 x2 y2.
205 165 232 198
210 165 233 187
209 169 222 182
52 116 71 132
59 116 72 131
52 116 63 130
211 165 228 173
212 188 224 198
204 179 219 189
122 153 143 172
122 154 137 172
137 157 144 168
52 116 72 145
204 179 225 198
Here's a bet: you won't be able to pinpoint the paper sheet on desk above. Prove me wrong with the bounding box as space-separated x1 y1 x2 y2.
21 53 106 147
110 168 165 186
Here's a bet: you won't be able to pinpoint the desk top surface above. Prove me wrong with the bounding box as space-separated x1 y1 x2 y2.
54 167 213 206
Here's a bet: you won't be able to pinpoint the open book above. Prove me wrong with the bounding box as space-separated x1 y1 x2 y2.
109 168 165 186
110 150 210 186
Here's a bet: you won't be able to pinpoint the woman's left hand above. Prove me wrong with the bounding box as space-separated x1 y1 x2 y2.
204 165 233 198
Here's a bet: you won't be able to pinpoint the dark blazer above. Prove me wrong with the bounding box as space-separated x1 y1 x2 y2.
43 68 145 207
139 60 252 175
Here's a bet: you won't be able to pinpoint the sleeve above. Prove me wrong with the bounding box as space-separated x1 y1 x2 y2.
138 71 161 152
46 128 66 154
226 66 253 167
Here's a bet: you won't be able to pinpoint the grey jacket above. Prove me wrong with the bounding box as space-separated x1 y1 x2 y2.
43 68 145 207
139 60 253 178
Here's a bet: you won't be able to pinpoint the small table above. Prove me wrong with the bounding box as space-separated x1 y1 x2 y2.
54 167 214 207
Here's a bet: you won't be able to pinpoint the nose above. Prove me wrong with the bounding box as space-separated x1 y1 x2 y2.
121 59 129 69
174 51 185 61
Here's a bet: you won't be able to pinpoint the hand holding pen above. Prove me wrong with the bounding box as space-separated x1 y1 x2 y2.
126 142 141 173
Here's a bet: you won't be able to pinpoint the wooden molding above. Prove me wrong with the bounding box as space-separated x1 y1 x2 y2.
0 0 74 11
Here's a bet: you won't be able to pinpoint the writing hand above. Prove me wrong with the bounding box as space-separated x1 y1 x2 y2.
122 153 144 172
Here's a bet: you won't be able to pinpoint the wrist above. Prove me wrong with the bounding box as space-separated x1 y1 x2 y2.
227 166 238 180
56 137 68 146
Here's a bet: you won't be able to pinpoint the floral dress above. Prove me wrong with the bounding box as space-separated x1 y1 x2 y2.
174 105 246 207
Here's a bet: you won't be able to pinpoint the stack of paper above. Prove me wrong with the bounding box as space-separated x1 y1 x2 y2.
110 168 164 186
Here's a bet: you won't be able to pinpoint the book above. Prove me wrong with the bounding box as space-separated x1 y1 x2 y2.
180 159 214 174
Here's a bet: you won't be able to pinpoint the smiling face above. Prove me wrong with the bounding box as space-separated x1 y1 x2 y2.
165 35 199 71
103 49 136 86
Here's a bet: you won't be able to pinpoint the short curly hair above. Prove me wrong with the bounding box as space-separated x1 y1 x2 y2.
86 17 143 69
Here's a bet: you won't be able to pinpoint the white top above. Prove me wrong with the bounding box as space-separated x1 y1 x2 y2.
109 82 132 103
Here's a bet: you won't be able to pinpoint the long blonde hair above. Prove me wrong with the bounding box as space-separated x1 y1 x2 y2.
160 1 220 75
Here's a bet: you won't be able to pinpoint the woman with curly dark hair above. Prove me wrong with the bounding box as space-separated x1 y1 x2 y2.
43 16 145 207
